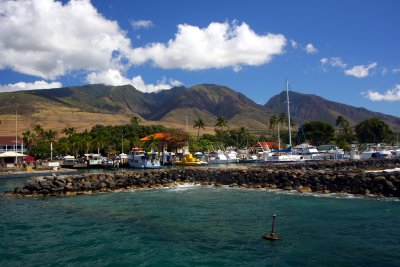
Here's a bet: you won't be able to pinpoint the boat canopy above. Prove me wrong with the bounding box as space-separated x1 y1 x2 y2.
0 151 27 157
272 146 292 153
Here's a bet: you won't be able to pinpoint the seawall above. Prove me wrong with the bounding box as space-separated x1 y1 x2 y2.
7 158 400 198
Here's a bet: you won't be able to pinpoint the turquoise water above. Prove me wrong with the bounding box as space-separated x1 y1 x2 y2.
1 176 399 266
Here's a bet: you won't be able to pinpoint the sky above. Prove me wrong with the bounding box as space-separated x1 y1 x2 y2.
0 0 399 117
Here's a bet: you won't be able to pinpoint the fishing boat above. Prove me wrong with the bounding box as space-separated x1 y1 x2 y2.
127 148 161 169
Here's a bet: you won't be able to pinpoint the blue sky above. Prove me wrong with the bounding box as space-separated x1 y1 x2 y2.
1 0 399 117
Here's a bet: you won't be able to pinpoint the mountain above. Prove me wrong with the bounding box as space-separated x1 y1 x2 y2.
0 84 274 135
265 91 400 131
0 84 399 136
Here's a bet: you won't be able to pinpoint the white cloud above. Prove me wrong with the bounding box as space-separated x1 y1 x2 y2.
131 19 154 30
320 57 347 73
290 39 298 48
345 62 377 78
130 21 287 70
381 67 388 76
86 69 182 93
305 43 318 54
0 0 132 80
132 76 182 93
0 80 62 93
393 68 400 74
330 57 347 68
364 84 400 101
86 69 131 86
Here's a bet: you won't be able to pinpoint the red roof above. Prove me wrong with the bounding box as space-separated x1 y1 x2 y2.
0 136 22 145
250 141 279 149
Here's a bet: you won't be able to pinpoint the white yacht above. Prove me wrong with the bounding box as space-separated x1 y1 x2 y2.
225 150 239 163
208 150 229 164
127 148 161 169
84 153 104 167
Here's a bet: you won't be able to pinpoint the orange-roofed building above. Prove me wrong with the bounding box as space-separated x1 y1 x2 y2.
139 133 167 141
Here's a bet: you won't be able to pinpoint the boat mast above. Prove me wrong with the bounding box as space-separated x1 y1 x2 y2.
15 110 18 163
285 79 292 148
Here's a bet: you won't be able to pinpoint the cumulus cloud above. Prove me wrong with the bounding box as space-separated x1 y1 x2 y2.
129 21 287 70
345 62 377 78
86 69 182 93
0 80 62 93
305 43 317 54
131 19 154 30
364 84 400 101
0 1 287 84
0 0 132 80
320 57 329 65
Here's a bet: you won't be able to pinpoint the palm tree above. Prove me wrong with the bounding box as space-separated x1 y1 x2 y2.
69 134 85 157
335 115 350 133
130 115 141 126
22 130 36 152
44 129 57 142
215 116 228 129
62 127 76 137
193 118 206 140
81 133 93 154
33 124 45 139
278 113 287 125
92 135 107 154
269 115 278 130
56 137 71 156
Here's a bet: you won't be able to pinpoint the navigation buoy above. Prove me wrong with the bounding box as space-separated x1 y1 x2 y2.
262 214 281 241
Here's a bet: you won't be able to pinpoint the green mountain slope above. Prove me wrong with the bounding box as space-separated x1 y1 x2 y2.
1 84 399 132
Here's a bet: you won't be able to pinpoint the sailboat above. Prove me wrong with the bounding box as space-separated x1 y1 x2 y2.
265 80 303 163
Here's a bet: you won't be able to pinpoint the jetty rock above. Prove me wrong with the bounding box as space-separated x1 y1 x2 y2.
6 158 400 198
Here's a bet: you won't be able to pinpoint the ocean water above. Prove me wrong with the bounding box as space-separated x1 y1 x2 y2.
0 176 399 266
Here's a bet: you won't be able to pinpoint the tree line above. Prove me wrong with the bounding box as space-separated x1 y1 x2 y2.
22 115 398 159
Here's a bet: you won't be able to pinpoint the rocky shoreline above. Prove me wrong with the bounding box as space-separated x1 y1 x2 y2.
6 158 400 198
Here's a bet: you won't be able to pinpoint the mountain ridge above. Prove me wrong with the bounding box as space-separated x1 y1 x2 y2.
0 84 399 135
265 91 400 130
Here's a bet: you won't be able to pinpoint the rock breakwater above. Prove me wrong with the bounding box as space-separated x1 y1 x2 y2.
8 158 400 198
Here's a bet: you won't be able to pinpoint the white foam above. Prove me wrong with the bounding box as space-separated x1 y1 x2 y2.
167 182 200 192
366 167 400 173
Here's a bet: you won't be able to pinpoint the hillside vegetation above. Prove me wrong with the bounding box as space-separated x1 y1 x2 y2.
1 84 399 136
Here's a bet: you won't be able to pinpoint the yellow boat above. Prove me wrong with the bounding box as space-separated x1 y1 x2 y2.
174 154 208 166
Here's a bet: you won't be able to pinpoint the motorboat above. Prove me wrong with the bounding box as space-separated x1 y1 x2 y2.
84 153 104 168
208 150 229 164
127 148 161 169
225 150 239 163
239 154 259 163
265 153 303 162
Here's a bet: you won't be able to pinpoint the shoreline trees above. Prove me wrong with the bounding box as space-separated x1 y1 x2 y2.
19 115 398 160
